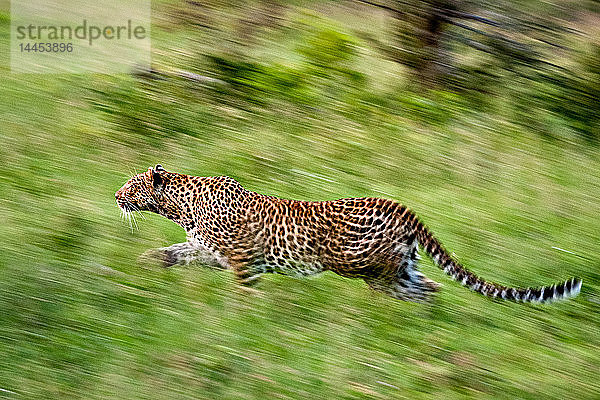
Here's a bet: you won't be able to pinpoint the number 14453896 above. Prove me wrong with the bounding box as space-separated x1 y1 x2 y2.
19 42 73 52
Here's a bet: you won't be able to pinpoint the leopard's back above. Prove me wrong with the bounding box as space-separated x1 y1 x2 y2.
243 196 414 279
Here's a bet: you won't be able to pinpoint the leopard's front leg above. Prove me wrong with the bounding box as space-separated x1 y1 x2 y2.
229 250 265 286
227 230 265 286
140 241 227 269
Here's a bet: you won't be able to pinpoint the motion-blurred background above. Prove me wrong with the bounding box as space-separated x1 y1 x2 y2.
1 1 599 398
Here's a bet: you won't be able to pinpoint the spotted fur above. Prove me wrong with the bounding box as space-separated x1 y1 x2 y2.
115 165 582 303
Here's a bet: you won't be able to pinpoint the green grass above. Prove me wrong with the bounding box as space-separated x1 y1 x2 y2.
0 2 599 399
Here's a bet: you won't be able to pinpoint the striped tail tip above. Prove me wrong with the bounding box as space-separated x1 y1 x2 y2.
528 277 582 304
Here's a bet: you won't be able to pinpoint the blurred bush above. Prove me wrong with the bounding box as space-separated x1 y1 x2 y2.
206 56 312 105
206 24 365 105
538 44 600 140
298 28 357 70
89 75 217 142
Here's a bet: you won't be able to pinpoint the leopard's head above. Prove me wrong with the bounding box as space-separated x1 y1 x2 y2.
115 164 167 214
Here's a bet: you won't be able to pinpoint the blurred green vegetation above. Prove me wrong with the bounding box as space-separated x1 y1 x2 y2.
1 1 600 399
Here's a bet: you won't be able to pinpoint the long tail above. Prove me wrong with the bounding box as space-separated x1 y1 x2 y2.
412 216 582 303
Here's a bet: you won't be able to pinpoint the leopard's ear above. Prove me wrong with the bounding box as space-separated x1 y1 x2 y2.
155 164 165 172
148 166 164 190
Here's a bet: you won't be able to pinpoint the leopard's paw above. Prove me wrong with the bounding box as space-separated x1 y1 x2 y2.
138 248 179 268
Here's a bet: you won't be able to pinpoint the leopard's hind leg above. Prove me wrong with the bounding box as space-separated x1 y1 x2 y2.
365 239 440 302
403 243 441 293
365 268 440 302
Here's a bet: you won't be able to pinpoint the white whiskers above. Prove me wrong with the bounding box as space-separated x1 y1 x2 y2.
117 200 144 233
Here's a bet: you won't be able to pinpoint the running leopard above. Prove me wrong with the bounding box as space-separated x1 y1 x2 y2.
115 165 582 303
